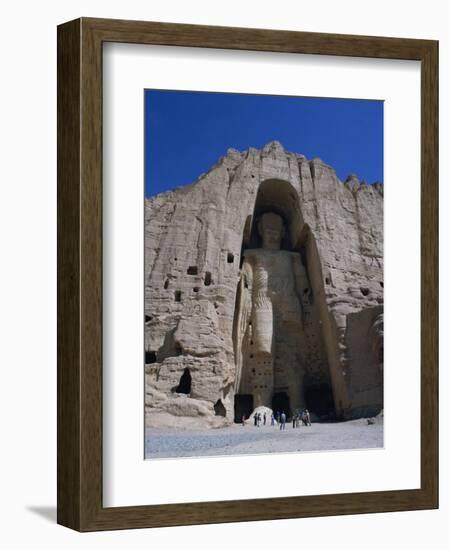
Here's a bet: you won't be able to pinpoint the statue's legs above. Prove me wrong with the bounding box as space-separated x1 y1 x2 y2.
251 298 274 408
252 299 273 354
252 351 273 408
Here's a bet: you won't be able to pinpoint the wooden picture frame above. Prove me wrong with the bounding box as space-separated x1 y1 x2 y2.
57 17 438 531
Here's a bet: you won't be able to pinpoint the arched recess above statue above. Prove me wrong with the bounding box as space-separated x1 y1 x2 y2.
244 178 305 251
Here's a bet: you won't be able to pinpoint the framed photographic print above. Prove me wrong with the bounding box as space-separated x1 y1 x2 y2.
57 17 438 531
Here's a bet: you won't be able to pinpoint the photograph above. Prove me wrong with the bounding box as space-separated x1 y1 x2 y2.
1 0 440 541
144 90 384 459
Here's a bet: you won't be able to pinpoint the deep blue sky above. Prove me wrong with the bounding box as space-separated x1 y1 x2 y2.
144 90 383 198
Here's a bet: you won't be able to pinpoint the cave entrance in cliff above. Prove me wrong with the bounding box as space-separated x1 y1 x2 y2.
234 394 253 423
304 383 335 420
271 392 291 419
176 368 191 394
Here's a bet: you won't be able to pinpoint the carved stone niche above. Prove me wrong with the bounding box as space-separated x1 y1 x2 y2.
233 210 307 418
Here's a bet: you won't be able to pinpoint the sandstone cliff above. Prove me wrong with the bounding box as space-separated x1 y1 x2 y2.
145 141 383 427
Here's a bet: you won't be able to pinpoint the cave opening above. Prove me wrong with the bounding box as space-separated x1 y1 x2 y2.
214 399 226 417
271 392 291 419
304 383 335 420
145 350 157 364
176 368 191 394
204 272 212 286
234 394 254 423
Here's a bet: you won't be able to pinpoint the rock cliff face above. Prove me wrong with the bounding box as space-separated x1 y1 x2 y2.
145 141 383 428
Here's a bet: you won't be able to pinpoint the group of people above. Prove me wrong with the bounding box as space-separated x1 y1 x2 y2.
292 409 311 428
250 411 271 427
241 409 312 429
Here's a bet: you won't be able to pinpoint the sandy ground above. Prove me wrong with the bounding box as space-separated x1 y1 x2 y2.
145 418 383 459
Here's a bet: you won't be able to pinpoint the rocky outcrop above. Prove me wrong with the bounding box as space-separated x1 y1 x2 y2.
145 141 383 427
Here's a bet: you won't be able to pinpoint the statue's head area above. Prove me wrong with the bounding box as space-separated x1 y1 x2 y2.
258 212 284 250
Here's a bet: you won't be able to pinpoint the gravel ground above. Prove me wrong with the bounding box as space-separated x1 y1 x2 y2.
145 419 383 459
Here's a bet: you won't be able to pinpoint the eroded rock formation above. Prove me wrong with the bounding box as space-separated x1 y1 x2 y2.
145 141 383 428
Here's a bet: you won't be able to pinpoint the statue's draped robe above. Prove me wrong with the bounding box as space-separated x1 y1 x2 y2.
234 248 307 410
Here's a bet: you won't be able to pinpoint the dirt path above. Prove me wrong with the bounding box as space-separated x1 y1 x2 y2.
145 419 383 459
